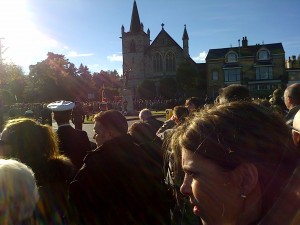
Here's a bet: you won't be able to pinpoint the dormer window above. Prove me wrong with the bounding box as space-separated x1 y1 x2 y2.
226 52 238 63
258 49 270 60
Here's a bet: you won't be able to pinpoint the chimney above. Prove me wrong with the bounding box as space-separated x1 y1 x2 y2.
242 36 248 48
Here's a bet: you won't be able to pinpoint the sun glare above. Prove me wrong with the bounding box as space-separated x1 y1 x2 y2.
0 0 60 72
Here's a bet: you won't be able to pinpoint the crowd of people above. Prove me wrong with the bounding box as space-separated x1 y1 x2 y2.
1 84 300 224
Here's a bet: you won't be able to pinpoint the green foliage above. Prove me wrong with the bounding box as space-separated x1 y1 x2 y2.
0 52 122 104
0 63 25 104
159 77 177 99
137 80 156 99
176 62 198 91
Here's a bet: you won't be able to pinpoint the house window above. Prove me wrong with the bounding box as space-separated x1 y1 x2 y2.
212 71 219 80
153 53 163 72
256 67 272 80
258 50 270 60
227 52 238 63
130 40 136 52
166 52 176 72
224 69 240 82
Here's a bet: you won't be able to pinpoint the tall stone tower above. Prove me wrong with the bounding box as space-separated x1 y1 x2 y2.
121 0 150 91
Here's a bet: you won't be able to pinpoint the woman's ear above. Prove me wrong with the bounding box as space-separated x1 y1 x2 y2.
229 163 259 196
239 163 259 195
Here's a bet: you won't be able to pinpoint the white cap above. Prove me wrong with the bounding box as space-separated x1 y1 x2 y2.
47 100 75 112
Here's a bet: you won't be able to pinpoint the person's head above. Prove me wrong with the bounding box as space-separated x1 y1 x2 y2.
0 159 39 225
292 109 300 146
47 100 75 125
173 106 189 125
185 97 204 112
139 108 152 122
171 102 298 225
128 121 157 145
284 84 300 110
218 84 250 104
93 110 128 146
0 118 60 166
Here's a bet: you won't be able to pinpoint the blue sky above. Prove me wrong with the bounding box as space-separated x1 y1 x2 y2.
1 0 299 75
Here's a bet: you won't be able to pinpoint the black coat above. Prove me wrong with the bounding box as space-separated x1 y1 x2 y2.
69 134 170 225
32 157 75 225
57 125 91 171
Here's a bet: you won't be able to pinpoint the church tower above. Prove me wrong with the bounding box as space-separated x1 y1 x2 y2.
182 24 189 58
121 0 150 90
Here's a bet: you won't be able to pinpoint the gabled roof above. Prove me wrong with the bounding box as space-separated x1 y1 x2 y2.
206 43 285 60
150 28 182 50
130 0 141 33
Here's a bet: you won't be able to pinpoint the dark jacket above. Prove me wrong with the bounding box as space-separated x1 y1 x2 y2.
32 157 75 225
145 116 164 133
69 134 170 225
56 125 91 171
285 105 300 126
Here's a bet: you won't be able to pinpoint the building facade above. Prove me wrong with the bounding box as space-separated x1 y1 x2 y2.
286 56 300 86
121 0 197 97
206 37 286 98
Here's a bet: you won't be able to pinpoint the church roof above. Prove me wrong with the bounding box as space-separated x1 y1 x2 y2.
130 0 142 33
150 26 183 50
206 43 284 60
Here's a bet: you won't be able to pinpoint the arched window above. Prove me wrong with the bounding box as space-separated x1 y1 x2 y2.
130 40 136 52
153 53 163 73
257 49 270 60
226 52 238 63
166 52 176 72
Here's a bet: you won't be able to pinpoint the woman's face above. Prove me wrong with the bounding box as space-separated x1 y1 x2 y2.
180 148 244 225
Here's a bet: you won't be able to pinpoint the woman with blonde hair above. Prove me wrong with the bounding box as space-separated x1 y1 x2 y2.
1 118 74 224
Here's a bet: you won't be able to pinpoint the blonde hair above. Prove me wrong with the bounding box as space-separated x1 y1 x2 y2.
0 159 39 224
2 118 61 167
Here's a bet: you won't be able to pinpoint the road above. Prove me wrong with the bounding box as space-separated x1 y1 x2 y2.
52 115 165 143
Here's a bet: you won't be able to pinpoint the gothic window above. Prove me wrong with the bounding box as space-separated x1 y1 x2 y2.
166 52 176 72
224 69 241 82
153 53 163 73
130 40 136 52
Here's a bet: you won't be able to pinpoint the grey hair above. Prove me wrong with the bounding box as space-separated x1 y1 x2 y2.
0 159 39 224
139 108 152 121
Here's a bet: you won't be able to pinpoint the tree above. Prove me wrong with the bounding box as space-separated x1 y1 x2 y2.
159 77 177 99
0 63 25 104
137 80 156 99
176 62 198 92
28 52 79 101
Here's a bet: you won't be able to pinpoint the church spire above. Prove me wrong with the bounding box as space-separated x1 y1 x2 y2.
130 0 141 33
182 24 189 40
182 24 189 57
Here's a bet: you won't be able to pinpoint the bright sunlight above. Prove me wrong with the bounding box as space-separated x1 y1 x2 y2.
0 0 60 72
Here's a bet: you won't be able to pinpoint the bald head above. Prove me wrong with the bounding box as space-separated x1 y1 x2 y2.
292 110 300 146
284 84 300 110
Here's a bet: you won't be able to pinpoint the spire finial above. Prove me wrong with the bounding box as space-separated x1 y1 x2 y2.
161 23 165 30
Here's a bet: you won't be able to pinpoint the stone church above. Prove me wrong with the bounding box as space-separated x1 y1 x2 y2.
121 0 198 97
